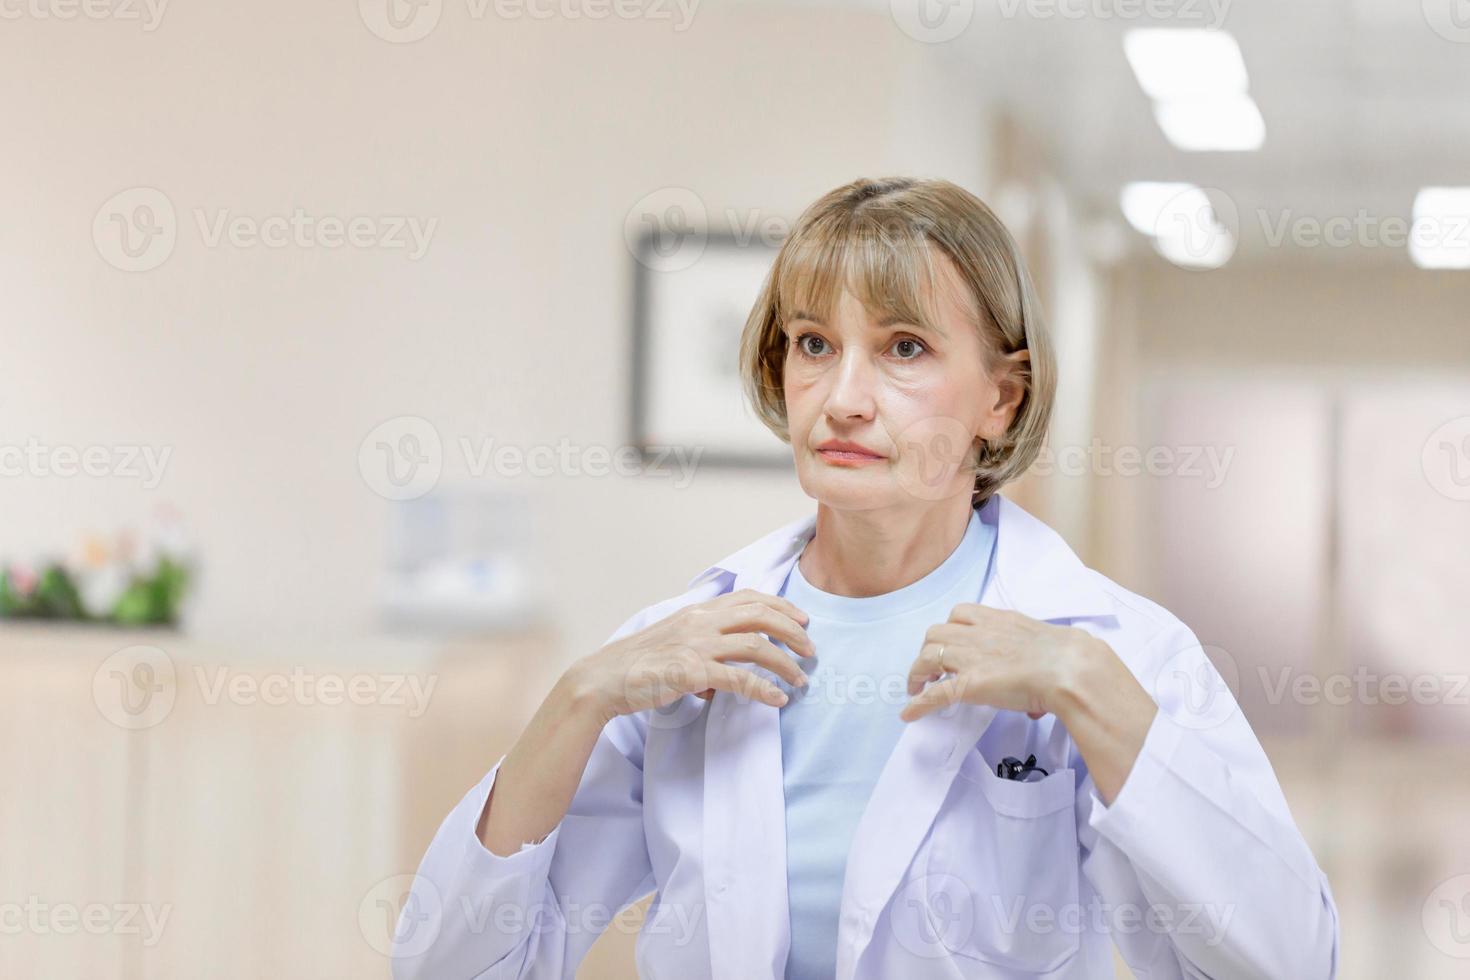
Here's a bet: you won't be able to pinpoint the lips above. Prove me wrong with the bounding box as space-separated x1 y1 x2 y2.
815 440 885 461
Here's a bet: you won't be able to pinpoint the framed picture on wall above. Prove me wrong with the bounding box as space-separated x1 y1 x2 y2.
629 230 793 468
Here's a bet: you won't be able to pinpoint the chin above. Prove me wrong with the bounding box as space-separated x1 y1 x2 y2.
797 467 902 510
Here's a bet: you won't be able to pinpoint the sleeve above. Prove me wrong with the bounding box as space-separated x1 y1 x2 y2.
1074 619 1341 980
391 610 658 980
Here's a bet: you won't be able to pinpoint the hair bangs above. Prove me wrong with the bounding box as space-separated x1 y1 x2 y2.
773 213 950 339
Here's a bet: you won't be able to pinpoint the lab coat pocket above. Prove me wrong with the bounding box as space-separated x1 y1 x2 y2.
923 749 1081 974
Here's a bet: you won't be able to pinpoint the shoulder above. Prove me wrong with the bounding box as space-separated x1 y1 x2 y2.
600 578 727 648
1076 564 1211 683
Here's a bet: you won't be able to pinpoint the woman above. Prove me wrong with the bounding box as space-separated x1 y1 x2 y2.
393 177 1340 979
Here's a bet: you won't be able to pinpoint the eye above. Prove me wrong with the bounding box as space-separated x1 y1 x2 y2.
793 332 830 358
891 336 926 360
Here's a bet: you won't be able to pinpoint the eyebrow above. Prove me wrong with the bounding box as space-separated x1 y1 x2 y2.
788 310 944 337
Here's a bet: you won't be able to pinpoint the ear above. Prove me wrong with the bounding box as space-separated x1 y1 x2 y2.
982 348 1030 438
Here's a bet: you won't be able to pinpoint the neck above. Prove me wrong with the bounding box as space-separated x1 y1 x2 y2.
798 493 975 597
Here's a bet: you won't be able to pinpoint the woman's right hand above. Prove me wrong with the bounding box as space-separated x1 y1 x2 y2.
570 589 815 725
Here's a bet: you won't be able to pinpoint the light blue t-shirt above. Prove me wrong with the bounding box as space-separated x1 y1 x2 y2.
777 506 997 980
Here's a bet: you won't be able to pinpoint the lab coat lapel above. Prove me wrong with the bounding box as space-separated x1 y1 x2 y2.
697 493 1117 980
837 494 1118 977
702 532 809 980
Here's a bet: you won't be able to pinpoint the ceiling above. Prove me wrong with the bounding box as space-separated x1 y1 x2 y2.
755 0 1470 265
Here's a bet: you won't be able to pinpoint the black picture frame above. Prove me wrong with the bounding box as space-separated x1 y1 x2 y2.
628 228 795 469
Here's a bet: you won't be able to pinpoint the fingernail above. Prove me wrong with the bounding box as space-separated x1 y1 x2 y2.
775 692 789 704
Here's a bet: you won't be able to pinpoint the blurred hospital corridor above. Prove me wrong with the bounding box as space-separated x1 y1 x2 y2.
4 0 1470 977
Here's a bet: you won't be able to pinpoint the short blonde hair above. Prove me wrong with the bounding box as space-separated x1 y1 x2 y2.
738 176 1055 506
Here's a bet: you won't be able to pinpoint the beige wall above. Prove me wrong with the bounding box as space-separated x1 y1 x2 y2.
0 3 996 668
1080 254 1470 596
1130 258 1470 371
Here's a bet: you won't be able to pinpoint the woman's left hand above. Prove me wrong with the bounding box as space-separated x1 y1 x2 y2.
899 603 1100 723
900 602 1160 804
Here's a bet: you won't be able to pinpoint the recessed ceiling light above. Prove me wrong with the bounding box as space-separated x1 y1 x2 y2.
1124 28 1250 101
1119 181 1235 270
1410 187 1470 270
1152 94 1266 152
1124 29 1263 152
1120 181 1197 235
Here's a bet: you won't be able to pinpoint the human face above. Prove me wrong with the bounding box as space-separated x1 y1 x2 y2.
781 250 1024 512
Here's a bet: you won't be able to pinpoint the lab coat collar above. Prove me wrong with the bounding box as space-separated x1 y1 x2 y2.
686 491 1117 623
697 491 1117 979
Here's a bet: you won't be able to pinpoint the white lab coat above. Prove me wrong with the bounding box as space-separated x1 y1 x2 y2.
392 492 1340 979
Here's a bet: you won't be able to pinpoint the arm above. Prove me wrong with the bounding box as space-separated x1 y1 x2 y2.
391 612 657 980
1067 620 1341 980
476 665 614 857
391 586 811 980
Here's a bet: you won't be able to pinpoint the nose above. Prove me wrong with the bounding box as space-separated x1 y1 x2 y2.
823 348 878 423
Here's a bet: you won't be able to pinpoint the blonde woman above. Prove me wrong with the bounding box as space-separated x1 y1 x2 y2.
394 177 1339 979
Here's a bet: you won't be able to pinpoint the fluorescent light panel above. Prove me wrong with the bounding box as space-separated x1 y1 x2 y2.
1125 28 1264 152
1119 181 1235 270
1411 186 1470 270
1152 94 1266 151
1124 28 1250 100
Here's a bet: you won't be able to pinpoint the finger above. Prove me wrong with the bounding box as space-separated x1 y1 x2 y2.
716 603 815 659
712 632 809 690
899 676 970 722
946 602 1000 625
707 662 789 707
907 626 972 694
721 588 810 629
